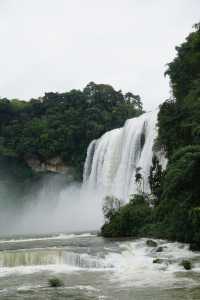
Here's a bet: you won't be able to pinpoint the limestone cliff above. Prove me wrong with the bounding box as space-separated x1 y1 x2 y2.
26 156 74 176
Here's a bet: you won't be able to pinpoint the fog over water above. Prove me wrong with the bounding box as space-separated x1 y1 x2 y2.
0 175 103 236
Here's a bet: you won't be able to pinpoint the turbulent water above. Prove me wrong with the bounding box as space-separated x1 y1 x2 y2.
0 233 200 299
0 111 199 299
83 110 167 201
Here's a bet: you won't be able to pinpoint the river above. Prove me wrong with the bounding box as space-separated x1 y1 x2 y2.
0 233 199 299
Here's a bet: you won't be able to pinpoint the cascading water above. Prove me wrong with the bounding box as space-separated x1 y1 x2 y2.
0 249 112 269
83 110 167 201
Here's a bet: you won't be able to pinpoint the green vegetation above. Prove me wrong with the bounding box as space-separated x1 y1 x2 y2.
157 23 200 156
101 194 152 237
154 145 200 245
48 277 64 287
101 24 200 250
181 260 192 270
155 23 200 248
0 82 143 179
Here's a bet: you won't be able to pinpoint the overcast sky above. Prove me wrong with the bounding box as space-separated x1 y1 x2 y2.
0 0 199 110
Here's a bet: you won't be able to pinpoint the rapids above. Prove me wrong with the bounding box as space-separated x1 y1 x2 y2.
0 234 200 299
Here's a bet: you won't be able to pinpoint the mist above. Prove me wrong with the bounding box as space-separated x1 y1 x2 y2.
0 174 103 236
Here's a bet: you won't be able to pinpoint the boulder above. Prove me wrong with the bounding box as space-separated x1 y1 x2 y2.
156 246 164 252
146 239 157 247
153 258 163 264
181 260 192 270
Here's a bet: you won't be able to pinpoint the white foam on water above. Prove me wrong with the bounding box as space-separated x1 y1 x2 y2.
0 264 81 278
0 249 114 277
64 285 100 292
0 232 96 244
0 263 115 278
0 288 8 294
103 239 200 288
17 284 43 291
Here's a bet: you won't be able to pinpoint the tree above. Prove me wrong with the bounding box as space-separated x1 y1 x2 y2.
149 155 165 204
135 167 144 195
158 23 200 156
125 92 143 111
0 83 143 179
155 146 200 244
103 196 122 222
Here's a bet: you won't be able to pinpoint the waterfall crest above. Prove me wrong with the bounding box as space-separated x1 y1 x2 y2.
83 110 167 201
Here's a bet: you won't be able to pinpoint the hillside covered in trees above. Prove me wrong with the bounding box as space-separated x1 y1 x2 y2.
101 24 200 250
0 82 143 181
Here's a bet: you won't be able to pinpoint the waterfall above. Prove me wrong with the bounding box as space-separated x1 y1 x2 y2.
83 110 167 201
0 249 113 269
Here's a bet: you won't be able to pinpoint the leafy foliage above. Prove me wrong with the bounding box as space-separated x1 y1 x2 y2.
101 24 200 250
101 194 152 237
0 82 143 178
48 277 64 287
149 155 165 203
154 24 200 247
103 196 122 222
157 24 200 156
154 146 200 245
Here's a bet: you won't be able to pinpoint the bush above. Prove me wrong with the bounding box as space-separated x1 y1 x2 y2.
48 277 64 287
154 146 200 245
101 194 152 237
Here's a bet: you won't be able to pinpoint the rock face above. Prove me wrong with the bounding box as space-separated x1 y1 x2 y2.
26 156 73 175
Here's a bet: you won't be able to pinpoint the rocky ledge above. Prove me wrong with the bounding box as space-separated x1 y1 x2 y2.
26 156 73 175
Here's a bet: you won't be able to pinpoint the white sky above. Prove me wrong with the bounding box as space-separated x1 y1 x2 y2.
0 0 199 110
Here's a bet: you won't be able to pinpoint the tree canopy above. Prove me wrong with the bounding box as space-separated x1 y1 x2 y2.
0 82 143 178
101 24 200 249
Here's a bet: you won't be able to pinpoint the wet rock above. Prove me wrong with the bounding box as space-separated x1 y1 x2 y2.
26 156 74 175
181 260 192 270
156 246 164 252
153 258 163 264
146 240 157 247
153 258 172 265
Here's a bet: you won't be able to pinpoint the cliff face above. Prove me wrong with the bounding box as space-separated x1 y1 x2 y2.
26 156 74 176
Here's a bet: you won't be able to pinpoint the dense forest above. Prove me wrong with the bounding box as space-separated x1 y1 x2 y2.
101 24 200 250
0 82 143 180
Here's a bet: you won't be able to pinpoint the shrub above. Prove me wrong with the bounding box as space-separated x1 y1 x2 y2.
48 277 64 287
101 194 152 237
